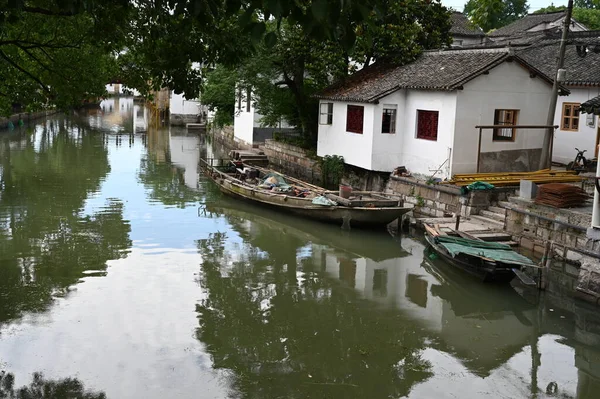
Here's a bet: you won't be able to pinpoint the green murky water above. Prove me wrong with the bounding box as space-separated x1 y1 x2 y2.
0 98 599 398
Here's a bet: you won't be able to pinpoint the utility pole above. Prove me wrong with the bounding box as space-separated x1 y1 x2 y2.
539 0 573 170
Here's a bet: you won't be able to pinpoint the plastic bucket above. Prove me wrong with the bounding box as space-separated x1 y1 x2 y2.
339 184 352 199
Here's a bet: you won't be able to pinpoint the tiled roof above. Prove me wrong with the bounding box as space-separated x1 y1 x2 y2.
317 49 558 103
580 95 600 114
450 12 485 37
516 33 600 86
489 11 566 37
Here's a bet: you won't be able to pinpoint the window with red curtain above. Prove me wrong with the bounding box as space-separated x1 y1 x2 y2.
346 105 364 134
416 110 439 141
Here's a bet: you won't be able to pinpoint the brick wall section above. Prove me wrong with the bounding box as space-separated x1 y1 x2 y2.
261 139 323 185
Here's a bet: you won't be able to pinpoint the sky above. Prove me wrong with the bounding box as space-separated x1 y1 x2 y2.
443 0 569 13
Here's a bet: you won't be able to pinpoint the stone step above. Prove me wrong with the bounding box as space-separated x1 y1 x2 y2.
505 241 519 247
471 232 513 242
469 215 505 229
487 206 507 215
479 210 506 222
497 201 512 209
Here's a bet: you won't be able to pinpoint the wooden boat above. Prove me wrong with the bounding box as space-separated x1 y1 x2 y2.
200 159 412 228
423 223 539 283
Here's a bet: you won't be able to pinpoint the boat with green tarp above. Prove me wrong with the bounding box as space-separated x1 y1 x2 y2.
424 224 538 283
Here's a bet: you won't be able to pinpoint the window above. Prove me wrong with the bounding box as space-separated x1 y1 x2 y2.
319 102 333 125
562 102 580 131
416 110 439 141
493 109 519 141
346 105 364 134
246 87 251 112
382 105 397 134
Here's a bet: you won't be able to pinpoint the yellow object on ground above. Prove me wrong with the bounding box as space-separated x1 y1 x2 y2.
444 169 583 187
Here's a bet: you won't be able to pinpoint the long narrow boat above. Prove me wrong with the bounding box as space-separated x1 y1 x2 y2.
200 159 411 229
423 223 539 283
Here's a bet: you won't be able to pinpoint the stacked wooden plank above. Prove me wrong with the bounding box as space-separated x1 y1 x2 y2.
535 183 589 208
445 169 583 187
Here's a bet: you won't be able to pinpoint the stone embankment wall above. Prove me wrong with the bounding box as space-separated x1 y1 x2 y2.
0 110 57 129
386 176 513 218
504 197 600 303
261 139 323 185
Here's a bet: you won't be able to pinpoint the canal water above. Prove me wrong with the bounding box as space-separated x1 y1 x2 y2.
0 98 598 398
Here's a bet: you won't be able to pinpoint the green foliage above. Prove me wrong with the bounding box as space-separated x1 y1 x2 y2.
0 0 128 115
416 194 425 207
272 132 313 149
201 65 238 127
464 0 529 32
320 154 345 188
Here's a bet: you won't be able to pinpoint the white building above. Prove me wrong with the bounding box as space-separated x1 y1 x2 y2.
317 48 558 178
516 33 600 165
169 91 202 126
233 86 295 147
105 83 140 96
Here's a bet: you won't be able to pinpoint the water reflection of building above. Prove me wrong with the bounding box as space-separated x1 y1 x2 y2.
133 104 148 133
169 131 200 189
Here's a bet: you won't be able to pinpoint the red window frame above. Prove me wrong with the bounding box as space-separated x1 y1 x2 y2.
346 105 364 134
416 110 439 141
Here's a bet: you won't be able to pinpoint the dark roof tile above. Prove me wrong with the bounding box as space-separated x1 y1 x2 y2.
489 11 566 37
516 34 600 86
318 49 558 102
450 12 485 37
580 95 600 114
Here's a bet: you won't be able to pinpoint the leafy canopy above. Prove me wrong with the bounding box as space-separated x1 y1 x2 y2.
464 0 529 32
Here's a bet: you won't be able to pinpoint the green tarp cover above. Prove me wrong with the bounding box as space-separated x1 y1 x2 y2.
436 236 535 266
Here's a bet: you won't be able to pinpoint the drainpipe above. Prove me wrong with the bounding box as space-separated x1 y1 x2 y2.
592 149 600 231
540 0 573 170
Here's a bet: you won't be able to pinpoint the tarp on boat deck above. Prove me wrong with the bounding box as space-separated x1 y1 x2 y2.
435 236 536 266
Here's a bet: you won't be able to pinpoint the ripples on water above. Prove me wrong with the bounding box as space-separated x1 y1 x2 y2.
0 98 598 399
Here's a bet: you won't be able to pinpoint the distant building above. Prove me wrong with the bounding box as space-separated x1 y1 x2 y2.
233 86 296 147
316 48 561 178
449 12 487 47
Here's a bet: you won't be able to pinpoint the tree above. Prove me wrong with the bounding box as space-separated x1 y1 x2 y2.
201 1 452 145
0 371 106 399
0 0 130 115
464 0 529 32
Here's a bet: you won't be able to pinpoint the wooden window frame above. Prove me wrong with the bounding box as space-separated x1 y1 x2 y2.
381 106 397 134
319 102 333 125
493 109 519 142
346 105 364 134
561 102 580 131
416 110 439 141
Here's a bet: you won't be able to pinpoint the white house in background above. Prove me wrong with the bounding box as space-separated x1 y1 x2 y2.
233 86 296 147
316 48 560 178
449 12 487 48
516 32 600 164
169 91 202 126
105 83 140 96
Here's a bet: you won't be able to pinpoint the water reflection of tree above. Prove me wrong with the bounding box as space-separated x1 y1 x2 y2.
0 371 106 399
195 232 432 399
0 126 131 323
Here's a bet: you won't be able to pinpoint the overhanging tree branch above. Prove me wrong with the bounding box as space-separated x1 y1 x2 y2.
0 50 52 94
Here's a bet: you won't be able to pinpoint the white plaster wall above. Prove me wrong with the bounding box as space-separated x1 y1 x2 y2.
452 35 485 47
317 101 376 170
553 87 600 164
393 91 457 178
169 92 200 115
234 89 255 145
454 62 552 174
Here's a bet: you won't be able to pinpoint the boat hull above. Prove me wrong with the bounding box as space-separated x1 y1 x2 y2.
424 233 515 283
211 175 411 228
